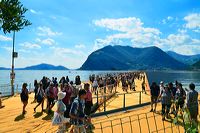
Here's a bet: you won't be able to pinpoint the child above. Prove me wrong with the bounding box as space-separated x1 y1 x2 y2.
52 91 69 133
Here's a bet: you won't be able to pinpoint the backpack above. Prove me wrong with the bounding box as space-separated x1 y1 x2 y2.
37 89 43 103
20 90 28 102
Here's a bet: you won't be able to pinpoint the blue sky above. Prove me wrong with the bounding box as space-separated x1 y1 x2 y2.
0 0 200 69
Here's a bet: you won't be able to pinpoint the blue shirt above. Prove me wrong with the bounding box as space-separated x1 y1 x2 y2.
69 97 85 125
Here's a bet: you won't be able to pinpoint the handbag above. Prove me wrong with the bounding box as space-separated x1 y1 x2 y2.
52 112 69 126
37 90 43 103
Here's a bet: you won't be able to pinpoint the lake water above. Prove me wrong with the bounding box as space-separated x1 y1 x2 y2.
0 70 200 96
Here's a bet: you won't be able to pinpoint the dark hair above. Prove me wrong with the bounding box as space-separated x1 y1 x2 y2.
78 89 86 97
178 83 182 88
189 83 195 90
151 82 156 86
22 83 28 89
84 83 90 90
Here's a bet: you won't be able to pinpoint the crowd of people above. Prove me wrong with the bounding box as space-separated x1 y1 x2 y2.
19 72 199 132
150 81 199 123
89 72 146 94
20 75 93 133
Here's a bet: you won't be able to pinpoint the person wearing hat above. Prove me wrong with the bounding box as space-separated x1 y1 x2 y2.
20 83 29 115
52 91 68 132
160 81 164 91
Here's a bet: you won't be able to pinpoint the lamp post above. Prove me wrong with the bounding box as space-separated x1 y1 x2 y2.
11 31 16 96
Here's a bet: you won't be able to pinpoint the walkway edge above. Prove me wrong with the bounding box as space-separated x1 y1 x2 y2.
91 102 151 118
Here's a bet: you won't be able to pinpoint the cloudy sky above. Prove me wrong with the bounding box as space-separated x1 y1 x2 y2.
0 0 200 69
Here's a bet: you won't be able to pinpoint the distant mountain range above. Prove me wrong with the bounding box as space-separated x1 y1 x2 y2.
0 63 68 70
80 45 188 70
192 60 200 69
1 46 200 71
166 51 200 65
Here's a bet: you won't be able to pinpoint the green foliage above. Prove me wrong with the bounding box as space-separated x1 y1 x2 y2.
183 108 198 133
0 0 31 34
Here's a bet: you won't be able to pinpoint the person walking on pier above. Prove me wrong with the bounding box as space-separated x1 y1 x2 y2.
84 83 93 124
52 91 68 133
159 85 173 121
69 89 88 133
46 82 56 114
34 83 45 112
174 83 186 116
186 83 198 123
20 83 29 115
150 82 160 112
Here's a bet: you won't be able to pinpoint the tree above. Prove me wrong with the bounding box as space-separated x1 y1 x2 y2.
0 0 31 95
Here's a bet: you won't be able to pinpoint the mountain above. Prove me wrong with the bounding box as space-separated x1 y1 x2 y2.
192 60 200 69
0 63 68 70
167 51 200 65
80 45 188 70
18 63 68 70
0 67 10 70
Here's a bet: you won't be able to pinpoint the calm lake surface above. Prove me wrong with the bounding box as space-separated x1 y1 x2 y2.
0 70 200 95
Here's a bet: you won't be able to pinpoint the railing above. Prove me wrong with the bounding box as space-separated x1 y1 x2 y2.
89 111 185 133
89 102 200 133
0 83 33 97
90 82 150 115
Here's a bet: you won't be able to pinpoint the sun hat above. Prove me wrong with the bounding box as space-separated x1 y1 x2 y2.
57 91 66 100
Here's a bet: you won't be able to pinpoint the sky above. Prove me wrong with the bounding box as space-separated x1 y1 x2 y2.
0 0 200 69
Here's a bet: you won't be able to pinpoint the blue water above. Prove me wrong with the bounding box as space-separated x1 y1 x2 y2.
146 70 200 91
0 70 200 96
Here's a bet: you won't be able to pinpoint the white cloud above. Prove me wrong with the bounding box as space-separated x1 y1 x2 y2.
184 13 200 32
20 42 41 49
1 46 12 52
167 16 173 21
93 16 200 55
50 16 57 20
75 44 86 49
37 26 62 37
30 9 37 14
158 33 200 55
93 17 161 49
51 47 85 56
18 49 31 53
161 16 174 24
0 35 12 41
94 17 144 32
36 38 55 45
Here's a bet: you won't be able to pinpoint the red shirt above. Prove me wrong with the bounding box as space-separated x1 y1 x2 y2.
62 86 72 105
85 90 92 102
